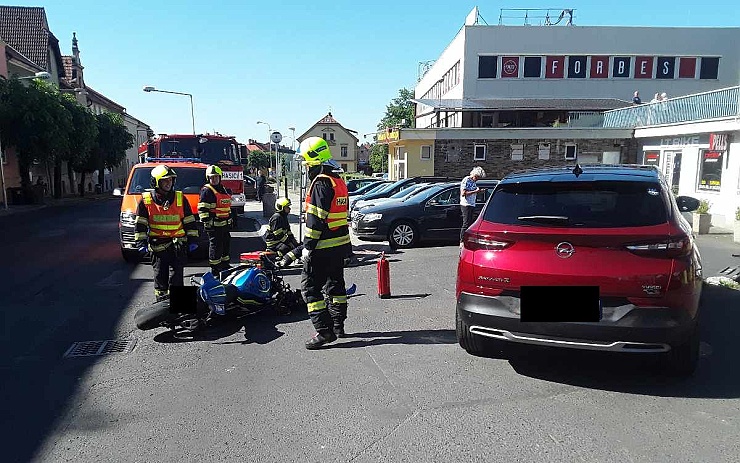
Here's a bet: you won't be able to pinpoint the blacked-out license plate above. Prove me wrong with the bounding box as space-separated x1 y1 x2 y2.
520 286 600 322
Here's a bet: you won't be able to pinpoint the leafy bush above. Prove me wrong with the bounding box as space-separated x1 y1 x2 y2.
696 200 710 214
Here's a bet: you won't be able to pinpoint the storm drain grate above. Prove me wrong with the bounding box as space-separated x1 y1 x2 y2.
64 339 137 358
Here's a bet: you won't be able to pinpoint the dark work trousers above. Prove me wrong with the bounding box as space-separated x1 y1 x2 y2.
207 226 231 274
152 244 187 297
301 247 348 335
271 236 300 259
460 205 475 242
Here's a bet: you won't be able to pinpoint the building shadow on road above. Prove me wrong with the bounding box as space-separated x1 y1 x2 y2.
478 284 740 399
328 329 456 348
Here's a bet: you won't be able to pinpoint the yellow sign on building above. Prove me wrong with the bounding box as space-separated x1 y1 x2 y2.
377 129 400 143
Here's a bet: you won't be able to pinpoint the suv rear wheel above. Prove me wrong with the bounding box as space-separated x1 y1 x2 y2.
456 310 487 355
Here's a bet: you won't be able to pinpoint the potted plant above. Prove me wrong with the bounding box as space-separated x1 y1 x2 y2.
692 200 712 235
734 207 740 244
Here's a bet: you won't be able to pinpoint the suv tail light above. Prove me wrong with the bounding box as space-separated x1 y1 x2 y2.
625 235 692 258
462 230 513 251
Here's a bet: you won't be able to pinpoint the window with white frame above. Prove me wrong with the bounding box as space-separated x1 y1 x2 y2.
538 143 551 160
564 143 578 160
340 146 348 157
474 144 486 161
511 144 524 161
421 145 432 160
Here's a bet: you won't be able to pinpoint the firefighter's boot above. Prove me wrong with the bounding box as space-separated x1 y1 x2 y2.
305 331 337 350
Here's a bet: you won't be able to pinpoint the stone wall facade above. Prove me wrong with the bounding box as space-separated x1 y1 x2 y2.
433 137 639 179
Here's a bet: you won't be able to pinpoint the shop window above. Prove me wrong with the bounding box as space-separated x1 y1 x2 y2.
421 145 432 160
474 144 486 161
697 150 723 191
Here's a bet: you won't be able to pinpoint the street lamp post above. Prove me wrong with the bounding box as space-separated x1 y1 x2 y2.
143 86 195 135
256 121 271 175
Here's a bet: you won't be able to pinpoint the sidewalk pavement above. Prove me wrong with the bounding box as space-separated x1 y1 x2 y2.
0 193 113 218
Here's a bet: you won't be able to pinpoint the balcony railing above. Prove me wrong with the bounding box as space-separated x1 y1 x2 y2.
603 86 740 128
567 111 605 128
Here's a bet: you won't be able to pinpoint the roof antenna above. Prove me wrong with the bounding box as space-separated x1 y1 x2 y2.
572 163 583 177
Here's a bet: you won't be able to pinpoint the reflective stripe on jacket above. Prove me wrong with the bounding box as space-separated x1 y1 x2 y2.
304 173 350 250
198 183 232 227
142 191 186 240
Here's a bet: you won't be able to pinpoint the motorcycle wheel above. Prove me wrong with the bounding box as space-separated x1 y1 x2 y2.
135 300 176 330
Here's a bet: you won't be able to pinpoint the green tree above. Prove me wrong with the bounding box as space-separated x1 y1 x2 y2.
369 143 388 173
0 79 71 194
58 94 97 198
378 88 415 130
71 112 133 196
247 149 270 171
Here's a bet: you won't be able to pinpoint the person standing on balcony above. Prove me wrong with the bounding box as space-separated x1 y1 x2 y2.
632 91 642 105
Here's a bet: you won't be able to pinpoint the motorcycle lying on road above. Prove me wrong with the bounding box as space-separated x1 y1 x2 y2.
134 251 306 333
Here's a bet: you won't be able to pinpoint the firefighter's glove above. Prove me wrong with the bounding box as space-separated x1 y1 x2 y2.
301 248 311 261
188 243 199 253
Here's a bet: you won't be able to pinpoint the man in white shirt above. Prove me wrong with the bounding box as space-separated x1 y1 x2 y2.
459 166 486 242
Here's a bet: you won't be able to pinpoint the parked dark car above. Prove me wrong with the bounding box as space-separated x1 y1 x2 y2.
346 177 382 193
456 164 703 376
349 176 453 213
348 180 393 197
352 179 499 248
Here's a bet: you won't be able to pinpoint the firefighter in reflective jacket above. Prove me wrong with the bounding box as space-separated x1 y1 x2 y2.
134 165 199 301
298 137 351 349
265 197 303 266
198 165 232 275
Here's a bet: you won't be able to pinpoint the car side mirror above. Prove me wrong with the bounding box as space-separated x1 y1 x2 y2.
676 196 700 212
112 188 124 197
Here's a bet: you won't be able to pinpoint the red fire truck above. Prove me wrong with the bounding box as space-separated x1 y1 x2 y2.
137 133 247 224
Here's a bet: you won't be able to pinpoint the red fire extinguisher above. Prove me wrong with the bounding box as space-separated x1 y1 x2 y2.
377 251 391 299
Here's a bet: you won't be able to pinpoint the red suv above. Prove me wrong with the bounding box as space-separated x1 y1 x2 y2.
456 165 704 376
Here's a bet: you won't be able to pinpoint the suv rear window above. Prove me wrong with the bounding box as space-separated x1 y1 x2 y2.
484 181 668 228
127 166 207 195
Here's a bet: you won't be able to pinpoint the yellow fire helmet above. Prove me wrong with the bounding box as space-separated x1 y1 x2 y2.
205 165 223 179
150 164 177 188
275 197 292 212
298 137 332 166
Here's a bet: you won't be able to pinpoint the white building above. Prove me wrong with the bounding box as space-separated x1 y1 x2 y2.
414 8 740 130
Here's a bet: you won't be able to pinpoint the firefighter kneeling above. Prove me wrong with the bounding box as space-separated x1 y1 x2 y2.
198 165 232 276
134 165 199 302
298 137 352 349
265 197 303 267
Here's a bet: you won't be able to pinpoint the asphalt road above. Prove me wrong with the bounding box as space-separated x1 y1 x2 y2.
1 198 739 462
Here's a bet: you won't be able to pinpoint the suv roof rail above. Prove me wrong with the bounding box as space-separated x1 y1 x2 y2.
145 157 202 163
506 164 660 178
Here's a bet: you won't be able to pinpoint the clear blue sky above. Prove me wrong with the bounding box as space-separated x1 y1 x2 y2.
15 1 740 147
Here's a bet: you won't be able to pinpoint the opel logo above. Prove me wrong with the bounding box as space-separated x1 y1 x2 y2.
555 242 575 258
